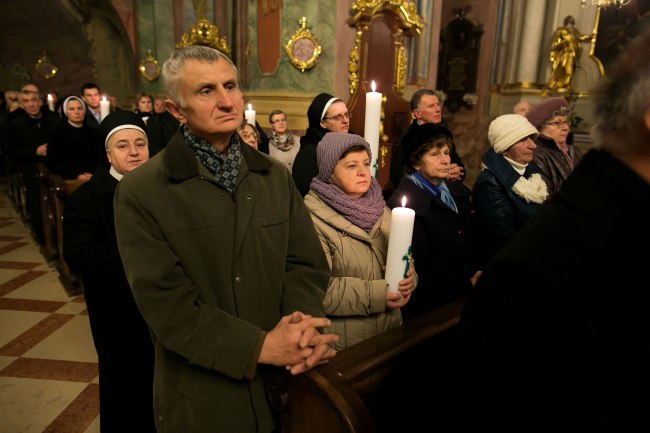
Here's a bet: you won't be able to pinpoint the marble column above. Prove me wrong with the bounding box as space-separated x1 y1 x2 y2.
408 0 435 85
515 0 547 86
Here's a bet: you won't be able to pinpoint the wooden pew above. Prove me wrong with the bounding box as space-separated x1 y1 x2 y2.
50 174 87 296
268 298 466 433
36 163 58 262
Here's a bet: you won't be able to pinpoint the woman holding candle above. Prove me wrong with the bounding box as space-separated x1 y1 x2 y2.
305 132 415 350
388 123 481 320
293 92 351 196
472 114 548 260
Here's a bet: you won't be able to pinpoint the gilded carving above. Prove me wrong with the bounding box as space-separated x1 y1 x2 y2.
394 43 407 95
138 50 161 82
176 18 232 57
349 0 424 36
348 29 363 95
285 17 321 72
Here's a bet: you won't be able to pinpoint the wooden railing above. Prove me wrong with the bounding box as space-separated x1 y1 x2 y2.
50 174 87 296
268 298 466 433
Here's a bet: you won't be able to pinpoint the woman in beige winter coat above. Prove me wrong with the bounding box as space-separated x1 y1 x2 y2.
305 132 416 350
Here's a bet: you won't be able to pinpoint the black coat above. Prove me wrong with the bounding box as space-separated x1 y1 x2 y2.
145 110 179 157
5 110 60 171
63 166 155 432
292 127 324 197
46 121 105 179
472 148 545 260
459 150 650 432
390 119 465 190
388 177 480 320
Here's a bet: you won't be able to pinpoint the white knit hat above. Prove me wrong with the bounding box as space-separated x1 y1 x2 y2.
488 114 538 154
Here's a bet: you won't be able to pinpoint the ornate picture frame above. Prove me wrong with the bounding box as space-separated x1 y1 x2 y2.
138 50 161 82
285 17 321 72
34 52 58 80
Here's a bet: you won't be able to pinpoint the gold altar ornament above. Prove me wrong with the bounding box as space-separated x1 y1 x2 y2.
176 18 232 57
138 50 161 82
285 17 322 72
35 52 58 80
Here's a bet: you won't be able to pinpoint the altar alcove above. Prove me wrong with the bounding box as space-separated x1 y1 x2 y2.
345 1 424 189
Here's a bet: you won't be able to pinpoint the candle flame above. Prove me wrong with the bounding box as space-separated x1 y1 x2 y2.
248 104 252 110
47 94 53 100
402 196 407 207
371 80 376 92
102 96 107 102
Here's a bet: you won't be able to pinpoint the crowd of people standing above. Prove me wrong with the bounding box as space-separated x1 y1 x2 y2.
1 30 648 432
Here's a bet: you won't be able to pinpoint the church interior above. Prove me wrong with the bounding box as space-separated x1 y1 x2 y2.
0 0 648 431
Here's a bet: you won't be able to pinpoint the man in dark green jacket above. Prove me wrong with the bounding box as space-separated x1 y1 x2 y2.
114 45 338 433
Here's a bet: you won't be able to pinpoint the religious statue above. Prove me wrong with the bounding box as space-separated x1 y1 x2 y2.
548 15 593 91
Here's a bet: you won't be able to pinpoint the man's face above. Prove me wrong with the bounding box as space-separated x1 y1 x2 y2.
414 94 442 125
166 59 243 146
20 93 41 116
82 88 101 109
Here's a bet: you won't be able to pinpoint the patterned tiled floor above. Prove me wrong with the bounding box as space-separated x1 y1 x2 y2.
0 186 100 433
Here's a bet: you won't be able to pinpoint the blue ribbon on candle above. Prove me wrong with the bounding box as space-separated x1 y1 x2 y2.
402 245 412 278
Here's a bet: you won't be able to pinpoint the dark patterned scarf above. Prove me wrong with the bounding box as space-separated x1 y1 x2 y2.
311 177 386 232
182 125 242 194
269 131 295 151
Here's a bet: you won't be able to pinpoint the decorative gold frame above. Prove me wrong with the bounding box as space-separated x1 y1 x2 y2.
35 52 58 80
346 0 424 95
285 17 322 72
138 50 161 82
176 18 232 57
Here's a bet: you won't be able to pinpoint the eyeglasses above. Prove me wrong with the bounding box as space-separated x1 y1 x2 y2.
545 120 571 128
238 130 258 140
323 112 351 122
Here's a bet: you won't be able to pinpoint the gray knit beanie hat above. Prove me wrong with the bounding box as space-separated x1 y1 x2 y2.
316 132 372 181
488 114 538 154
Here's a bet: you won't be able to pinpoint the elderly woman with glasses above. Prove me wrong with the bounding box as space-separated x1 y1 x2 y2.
305 132 415 350
526 97 583 196
292 93 351 196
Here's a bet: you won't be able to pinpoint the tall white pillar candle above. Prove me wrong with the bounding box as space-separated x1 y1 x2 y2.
364 80 382 177
245 104 256 126
47 94 55 112
384 196 415 293
100 96 110 122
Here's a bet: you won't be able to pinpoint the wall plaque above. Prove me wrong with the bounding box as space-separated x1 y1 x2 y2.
437 7 483 113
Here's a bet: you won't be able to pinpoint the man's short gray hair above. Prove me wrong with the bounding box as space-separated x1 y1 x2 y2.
410 89 437 111
161 46 237 108
593 32 650 156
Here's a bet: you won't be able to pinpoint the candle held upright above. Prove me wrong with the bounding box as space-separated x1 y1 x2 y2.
245 104 256 126
384 196 415 293
47 94 55 112
364 80 382 177
100 96 110 122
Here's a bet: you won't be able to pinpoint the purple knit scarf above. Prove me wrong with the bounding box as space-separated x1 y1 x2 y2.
311 177 386 232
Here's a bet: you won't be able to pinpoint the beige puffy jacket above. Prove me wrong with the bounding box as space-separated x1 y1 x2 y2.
305 191 402 350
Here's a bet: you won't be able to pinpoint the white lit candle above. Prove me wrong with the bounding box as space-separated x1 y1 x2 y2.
100 96 110 122
384 196 415 293
47 94 55 112
364 80 382 177
245 103 256 126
